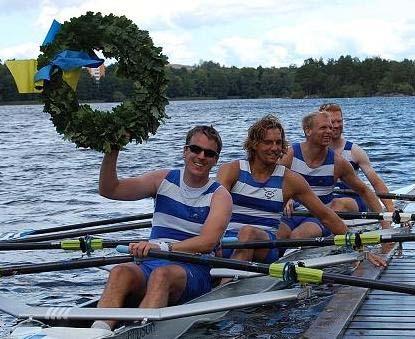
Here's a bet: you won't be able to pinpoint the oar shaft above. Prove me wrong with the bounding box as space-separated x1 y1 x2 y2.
146 249 270 274
0 256 134 277
0 242 61 251
4 247 415 296
380 234 415 243
221 238 335 249
142 248 415 295
291 210 415 222
221 233 415 250
0 239 147 251
334 189 415 201
20 213 153 236
323 272 415 294
291 210 384 220
119 247 271 273
5 221 151 243
0 249 269 277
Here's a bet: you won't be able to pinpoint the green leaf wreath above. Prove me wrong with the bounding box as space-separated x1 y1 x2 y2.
37 12 169 153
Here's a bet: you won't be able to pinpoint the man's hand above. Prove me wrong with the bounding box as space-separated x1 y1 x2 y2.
380 220 391 229
129 241 161 257
381 242 395 254
366 252 387 268
284 199 295 217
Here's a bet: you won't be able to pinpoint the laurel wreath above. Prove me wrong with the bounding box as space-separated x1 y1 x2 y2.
37 12 169 153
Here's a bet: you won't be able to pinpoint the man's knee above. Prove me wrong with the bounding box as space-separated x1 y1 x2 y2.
290 223 322 239
149 266 185 287
150 266 170 282
330 198 345 211
109 263 136 279
277 223 291 239
238 225 265 241
107 263 142 287
331 197 357 212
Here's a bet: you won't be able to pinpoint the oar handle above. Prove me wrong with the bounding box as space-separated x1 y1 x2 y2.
116 245 129 254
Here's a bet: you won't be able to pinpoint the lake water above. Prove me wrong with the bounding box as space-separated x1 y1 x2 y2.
0 97 414 337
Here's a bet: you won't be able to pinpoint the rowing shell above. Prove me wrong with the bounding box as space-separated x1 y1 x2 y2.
4 184 414 338
5 251 360 339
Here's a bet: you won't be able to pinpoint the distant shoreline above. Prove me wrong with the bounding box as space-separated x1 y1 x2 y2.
0 93 411 106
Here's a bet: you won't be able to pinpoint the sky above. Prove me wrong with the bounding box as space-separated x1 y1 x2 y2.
1 0 415 68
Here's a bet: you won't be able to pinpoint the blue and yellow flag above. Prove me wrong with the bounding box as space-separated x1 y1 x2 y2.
6 59 82 93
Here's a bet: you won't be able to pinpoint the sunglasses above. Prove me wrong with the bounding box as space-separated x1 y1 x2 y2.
185 144 218 158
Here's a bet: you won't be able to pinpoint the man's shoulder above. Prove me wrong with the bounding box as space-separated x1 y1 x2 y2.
333 151 351 169
219 159 242 172
211 184 233 203
152 169 174 185
347 142 368 163
282 168 308 192
280 147 294 166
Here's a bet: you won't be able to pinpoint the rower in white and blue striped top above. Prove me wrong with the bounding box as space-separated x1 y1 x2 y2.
227 159 285 232
340 141 360 176
322 102 394 213
334 140 368 212
278 110 387 240
290 142 335 206
280 141 335 237
151 168 221 244
93 125 232 330
217 115 349 273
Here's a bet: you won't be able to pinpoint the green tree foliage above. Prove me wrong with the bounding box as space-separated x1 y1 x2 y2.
2 55 415 103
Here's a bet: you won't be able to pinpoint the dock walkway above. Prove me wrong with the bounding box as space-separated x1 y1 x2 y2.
304 241 415 338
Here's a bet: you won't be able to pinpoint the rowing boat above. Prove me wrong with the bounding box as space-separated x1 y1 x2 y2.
2 184 415 338
3 251 361 339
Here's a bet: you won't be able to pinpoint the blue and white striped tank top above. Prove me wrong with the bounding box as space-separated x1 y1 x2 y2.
291 143 335 205
228 160 285 232
150 169 221 242
337 140 359 189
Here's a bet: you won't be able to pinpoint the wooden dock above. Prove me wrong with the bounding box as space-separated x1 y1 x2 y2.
304 240 415 338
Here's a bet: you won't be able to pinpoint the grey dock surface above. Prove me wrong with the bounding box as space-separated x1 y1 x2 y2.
304 240 415 338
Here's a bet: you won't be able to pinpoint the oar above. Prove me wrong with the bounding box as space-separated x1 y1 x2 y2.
0 238 147 252
290 210 415 223
2 247 414 296
115 247 415 295
2 220 152 243
0 247 411 296
220 232 415 250
1 213 153 240
334 188 415 201
0 255 136 277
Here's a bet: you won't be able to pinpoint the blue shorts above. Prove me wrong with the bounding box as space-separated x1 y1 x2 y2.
281 216 332 237
222 229 282 263
139 259 211 303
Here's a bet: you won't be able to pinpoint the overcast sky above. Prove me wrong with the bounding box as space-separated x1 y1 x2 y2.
1 0 415 68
